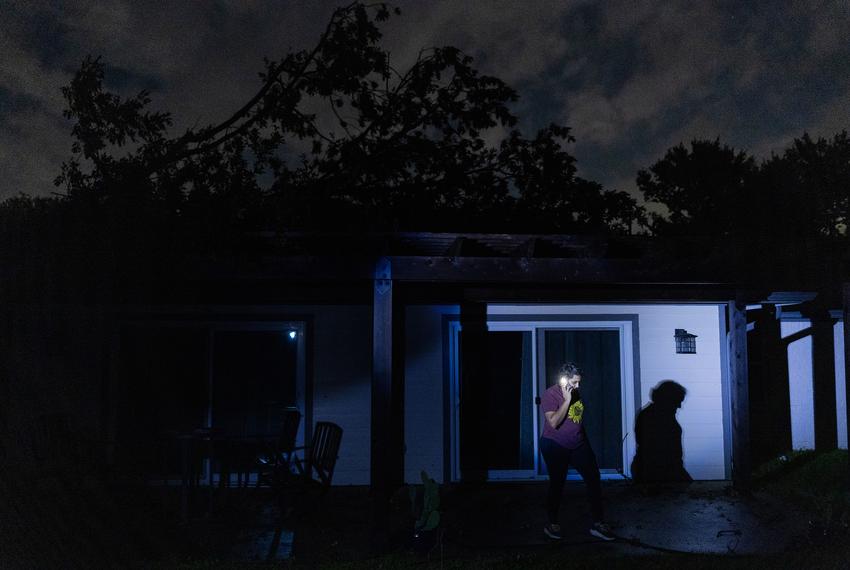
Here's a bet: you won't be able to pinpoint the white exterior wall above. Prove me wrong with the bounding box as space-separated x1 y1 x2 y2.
835 321 847 449
291 306 850 486
628 306 726 481
488 305 727 480
284 305 372 485
782 320 816 450
404 305 459 484
781 318 850 451
304 303 728 485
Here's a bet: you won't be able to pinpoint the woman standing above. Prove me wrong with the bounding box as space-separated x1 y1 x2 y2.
539 362 615 541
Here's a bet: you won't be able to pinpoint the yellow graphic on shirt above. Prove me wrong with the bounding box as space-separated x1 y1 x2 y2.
567 400 584 424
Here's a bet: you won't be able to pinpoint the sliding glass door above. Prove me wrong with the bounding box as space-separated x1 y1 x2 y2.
539 329 623 474
117 321 305 480
453 320 630 481
211 330 298 439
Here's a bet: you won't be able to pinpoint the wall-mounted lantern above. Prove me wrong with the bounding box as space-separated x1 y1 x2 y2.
674 329 697 354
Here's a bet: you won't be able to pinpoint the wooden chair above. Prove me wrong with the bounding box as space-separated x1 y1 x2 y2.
273 422 342 532
290 421 343 494
256 408 302 488
274 408 302 470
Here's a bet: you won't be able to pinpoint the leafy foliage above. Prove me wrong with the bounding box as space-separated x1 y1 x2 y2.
760 131 850 239
638 133 850 239
52 2 641 238
408 470 440 532
637 139 757 237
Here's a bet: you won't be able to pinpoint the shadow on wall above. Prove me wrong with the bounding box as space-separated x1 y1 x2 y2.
630 380 692 483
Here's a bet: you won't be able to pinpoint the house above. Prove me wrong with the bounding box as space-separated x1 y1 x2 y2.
2 232 848 493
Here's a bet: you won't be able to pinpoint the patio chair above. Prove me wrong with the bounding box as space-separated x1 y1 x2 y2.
269 420 342 529
263 423 342 561
214 425 259 489
289 421 343 495
256 408 302 488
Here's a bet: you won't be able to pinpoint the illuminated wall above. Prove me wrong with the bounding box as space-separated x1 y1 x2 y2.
341 307 849 486
403 303 729 482
782 320 815 450
781 318 848 451
836 321 848 449
307 305 372 485
489 304 728 481
404 305 459 484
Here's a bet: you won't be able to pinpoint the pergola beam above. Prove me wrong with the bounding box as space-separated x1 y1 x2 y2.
187 255 733 285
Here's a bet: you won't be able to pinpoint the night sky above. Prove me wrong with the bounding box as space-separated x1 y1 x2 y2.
2 1 850 202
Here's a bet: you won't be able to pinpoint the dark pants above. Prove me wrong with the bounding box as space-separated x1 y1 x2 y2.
540 437 603 524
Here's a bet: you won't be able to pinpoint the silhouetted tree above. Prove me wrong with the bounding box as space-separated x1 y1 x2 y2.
760 131 850 239
637 139 757 237
52 2 641 239
509 124 644 233
639 133 850 241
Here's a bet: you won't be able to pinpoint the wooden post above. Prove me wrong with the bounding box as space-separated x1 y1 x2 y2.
843 283 850 489
729 298 751 490
459 300 488 481
371 256 397 495
751 304 791 459
369 257 394 552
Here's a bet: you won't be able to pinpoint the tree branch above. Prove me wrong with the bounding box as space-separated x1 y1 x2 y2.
145 2 361 173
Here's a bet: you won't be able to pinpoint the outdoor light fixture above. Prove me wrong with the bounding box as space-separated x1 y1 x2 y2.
674 329 697 354
288 330 297 340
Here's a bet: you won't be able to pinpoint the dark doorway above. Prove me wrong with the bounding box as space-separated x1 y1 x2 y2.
481 331 535 474
211 330 298 438
117 325 300 476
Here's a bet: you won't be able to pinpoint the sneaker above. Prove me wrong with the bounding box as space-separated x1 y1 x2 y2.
589 521 616 541
543 523 562 540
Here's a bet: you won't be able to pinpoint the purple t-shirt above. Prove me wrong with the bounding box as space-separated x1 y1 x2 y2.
540 384 585 449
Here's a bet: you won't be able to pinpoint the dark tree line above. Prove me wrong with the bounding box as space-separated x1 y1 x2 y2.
2 1 849 295
638 134 850 240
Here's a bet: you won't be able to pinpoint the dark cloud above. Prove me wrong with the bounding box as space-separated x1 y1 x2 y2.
1 0 849 201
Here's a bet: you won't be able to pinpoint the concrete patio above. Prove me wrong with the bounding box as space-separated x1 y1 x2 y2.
178 480 812 563
441 481 804 556
1 466 832 568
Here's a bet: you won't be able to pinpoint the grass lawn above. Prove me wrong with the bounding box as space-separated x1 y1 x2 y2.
752 449 850 538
